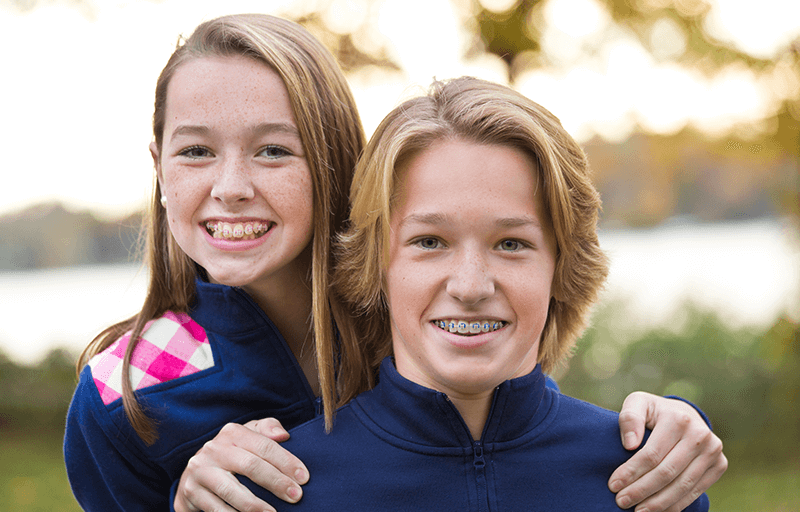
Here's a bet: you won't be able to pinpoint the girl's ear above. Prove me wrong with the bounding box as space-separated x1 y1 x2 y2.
150 141 164 190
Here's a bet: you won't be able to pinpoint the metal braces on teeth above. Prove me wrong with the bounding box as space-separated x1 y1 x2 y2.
206 222 271 239
434 320 506 334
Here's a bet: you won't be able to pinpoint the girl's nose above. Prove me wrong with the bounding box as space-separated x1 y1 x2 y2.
211 159 255 205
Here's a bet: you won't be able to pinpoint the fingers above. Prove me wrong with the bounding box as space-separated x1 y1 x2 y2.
610 411 687 497
210 423 309 497
176 465 275 512
612 421 726 511
173 454 275 512
634 440 727 512
174 421 310 512
617 391 653 450
244 417 291 443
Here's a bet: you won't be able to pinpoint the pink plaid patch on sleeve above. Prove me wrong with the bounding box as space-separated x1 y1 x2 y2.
88 311 214 405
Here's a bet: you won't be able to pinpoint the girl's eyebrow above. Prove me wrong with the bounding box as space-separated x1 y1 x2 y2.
170 122 299 142
250 122 300 137
170 125 210 141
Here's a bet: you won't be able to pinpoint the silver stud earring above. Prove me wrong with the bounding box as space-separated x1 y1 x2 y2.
160 195 167 208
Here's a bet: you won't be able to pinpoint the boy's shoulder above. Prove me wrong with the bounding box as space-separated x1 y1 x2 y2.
87 311 214 405
546 390 625 441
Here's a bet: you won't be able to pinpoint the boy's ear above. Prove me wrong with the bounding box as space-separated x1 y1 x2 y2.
149 141 163 189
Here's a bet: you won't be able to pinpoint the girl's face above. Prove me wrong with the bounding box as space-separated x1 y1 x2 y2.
386 138 557 401
152 55 314 294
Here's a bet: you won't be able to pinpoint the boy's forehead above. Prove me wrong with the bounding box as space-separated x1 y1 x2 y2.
391 141 547 220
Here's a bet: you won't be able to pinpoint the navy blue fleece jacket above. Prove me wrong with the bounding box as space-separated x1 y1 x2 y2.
241 358 710 511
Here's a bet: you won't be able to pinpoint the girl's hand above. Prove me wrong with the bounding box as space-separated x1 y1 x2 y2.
609 392 727 512
174 418 309 512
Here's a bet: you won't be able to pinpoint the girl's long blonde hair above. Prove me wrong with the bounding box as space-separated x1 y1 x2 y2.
78 14 367 444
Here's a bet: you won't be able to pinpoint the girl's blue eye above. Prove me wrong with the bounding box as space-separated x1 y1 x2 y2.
180 146 210 158
259 145 291 158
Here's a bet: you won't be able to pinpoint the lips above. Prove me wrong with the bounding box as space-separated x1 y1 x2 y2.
433 319 508 336
205 220 273 240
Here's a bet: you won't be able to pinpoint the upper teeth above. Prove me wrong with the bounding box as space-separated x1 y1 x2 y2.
434 320 507 335
206 221 271 239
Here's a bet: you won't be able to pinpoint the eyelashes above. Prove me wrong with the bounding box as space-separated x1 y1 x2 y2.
178 145 212 159
175 144 293 160
257 145 293 159
410 237 533 252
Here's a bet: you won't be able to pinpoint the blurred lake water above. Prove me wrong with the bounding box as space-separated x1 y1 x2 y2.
1 218 798 365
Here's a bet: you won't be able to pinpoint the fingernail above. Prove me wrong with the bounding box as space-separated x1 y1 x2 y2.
287 485 302 502
609 479 622 493
295 468 308 483
617 495 630 509
624 432 637 448
272 426 288 436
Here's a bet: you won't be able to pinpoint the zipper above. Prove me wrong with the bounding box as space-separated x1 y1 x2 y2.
442 393 495 511
473 440 488 512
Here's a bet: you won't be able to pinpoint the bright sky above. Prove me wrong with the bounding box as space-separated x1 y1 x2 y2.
1 0 798 219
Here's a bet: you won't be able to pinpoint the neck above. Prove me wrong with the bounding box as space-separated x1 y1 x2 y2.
447 392 494 440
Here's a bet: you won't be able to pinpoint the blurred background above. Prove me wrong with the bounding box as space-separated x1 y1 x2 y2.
1 0 798 509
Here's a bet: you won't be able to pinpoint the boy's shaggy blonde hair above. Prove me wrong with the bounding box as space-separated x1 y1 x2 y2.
335 77 609 378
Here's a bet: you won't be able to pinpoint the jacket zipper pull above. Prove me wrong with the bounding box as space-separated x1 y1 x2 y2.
473 441 485 469
473 441 488 511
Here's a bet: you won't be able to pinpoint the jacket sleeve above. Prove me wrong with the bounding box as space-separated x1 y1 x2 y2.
685 492 710 511
665 395 713 430
64 365 170 511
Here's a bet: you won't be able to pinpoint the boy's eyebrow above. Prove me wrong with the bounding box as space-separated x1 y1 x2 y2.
399 213 543 229
398 212 450 228
170 122 299 141
496 216 543 229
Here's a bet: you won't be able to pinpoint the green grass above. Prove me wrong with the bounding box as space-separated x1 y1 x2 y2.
706 464 800 512
1 429 81 512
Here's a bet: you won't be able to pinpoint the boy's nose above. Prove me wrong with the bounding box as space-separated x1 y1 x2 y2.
445 250 495 304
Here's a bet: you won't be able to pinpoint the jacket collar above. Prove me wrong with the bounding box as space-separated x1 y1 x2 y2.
352 357 552 448
190 279 277 335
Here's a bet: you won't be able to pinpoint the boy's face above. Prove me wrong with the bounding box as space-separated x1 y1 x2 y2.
385 138 557 401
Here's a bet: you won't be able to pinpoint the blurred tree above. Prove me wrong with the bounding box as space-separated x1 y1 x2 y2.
471 0 800 157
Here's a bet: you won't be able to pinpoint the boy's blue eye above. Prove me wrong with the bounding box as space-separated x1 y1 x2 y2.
417 238 440 249
499 240 521 251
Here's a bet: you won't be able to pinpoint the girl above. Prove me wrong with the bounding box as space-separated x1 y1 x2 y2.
63 13 724 512
64 13 366 510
